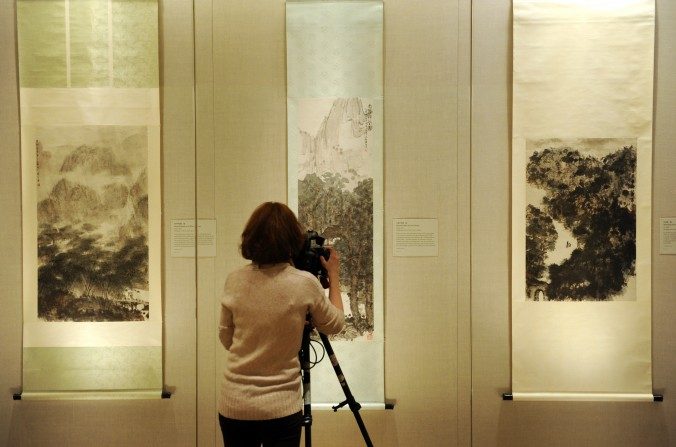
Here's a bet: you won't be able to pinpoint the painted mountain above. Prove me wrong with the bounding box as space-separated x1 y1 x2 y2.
297 97 375 340
298 97 373 189
36 126 150 321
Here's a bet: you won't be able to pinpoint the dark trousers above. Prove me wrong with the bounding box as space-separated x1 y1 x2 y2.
219 412 303 447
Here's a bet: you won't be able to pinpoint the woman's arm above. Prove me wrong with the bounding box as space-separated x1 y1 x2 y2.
321 247 343 312
218 303 234 350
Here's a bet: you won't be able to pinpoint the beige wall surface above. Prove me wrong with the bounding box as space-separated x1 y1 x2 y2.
0 0 24 443
2 0 675 446
471 1 676 446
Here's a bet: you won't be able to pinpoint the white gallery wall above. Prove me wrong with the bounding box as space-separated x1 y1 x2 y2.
0 0 675 446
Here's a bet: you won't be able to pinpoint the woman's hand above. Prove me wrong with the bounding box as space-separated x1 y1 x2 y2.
320 246 340 279
320 247 343 311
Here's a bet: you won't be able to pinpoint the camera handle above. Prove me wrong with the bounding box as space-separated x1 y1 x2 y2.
300 319 374 447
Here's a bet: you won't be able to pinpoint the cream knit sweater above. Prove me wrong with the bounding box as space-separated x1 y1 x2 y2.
217 262 345 420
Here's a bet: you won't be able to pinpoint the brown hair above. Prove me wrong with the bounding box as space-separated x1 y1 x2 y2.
240 202 305 265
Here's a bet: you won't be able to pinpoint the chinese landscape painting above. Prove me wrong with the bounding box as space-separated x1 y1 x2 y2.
35 126 150 321
525 138 637 302
296 97 375 340
17 0 162 395
287 0 384 404
511 0 654 397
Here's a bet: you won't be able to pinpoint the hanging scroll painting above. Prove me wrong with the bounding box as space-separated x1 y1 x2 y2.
18 0 162 396
287 1 384 405
511 0 654 399
297 96 376 336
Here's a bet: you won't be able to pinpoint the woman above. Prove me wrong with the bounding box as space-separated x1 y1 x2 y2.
218 202 345 447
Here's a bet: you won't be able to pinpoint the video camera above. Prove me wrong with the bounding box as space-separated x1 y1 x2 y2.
294 230 330 288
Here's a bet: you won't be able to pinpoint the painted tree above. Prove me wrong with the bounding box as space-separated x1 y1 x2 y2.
298 173 374 338
526 146 636 300
37 224 148 320
525 204 557 292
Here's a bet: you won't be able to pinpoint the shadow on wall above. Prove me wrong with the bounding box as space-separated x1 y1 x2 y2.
5 399 185 446
304 407 399 447
496 399 670 447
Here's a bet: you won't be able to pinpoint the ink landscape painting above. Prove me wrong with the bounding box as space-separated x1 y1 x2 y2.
525 138 637 302
297 97 375 340
35 126 150 321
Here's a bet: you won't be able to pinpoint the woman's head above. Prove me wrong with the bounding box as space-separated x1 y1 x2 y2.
240 202 305 265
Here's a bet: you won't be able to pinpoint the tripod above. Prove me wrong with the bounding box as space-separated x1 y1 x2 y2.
300 320 374 447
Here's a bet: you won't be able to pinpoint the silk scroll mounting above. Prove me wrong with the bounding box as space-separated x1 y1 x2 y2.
511 0 655 401
18 0 162 398
286 0 384 407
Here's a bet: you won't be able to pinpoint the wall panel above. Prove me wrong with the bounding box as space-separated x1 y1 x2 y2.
196 0 471 445
471 0 676 445
0 1 198 445
0 0 24 443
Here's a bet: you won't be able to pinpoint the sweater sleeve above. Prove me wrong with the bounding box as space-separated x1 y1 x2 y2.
218 302 234 350
308 278 345 335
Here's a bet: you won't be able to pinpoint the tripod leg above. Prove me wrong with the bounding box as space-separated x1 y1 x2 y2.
300 325 313 447
318 333 374 447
